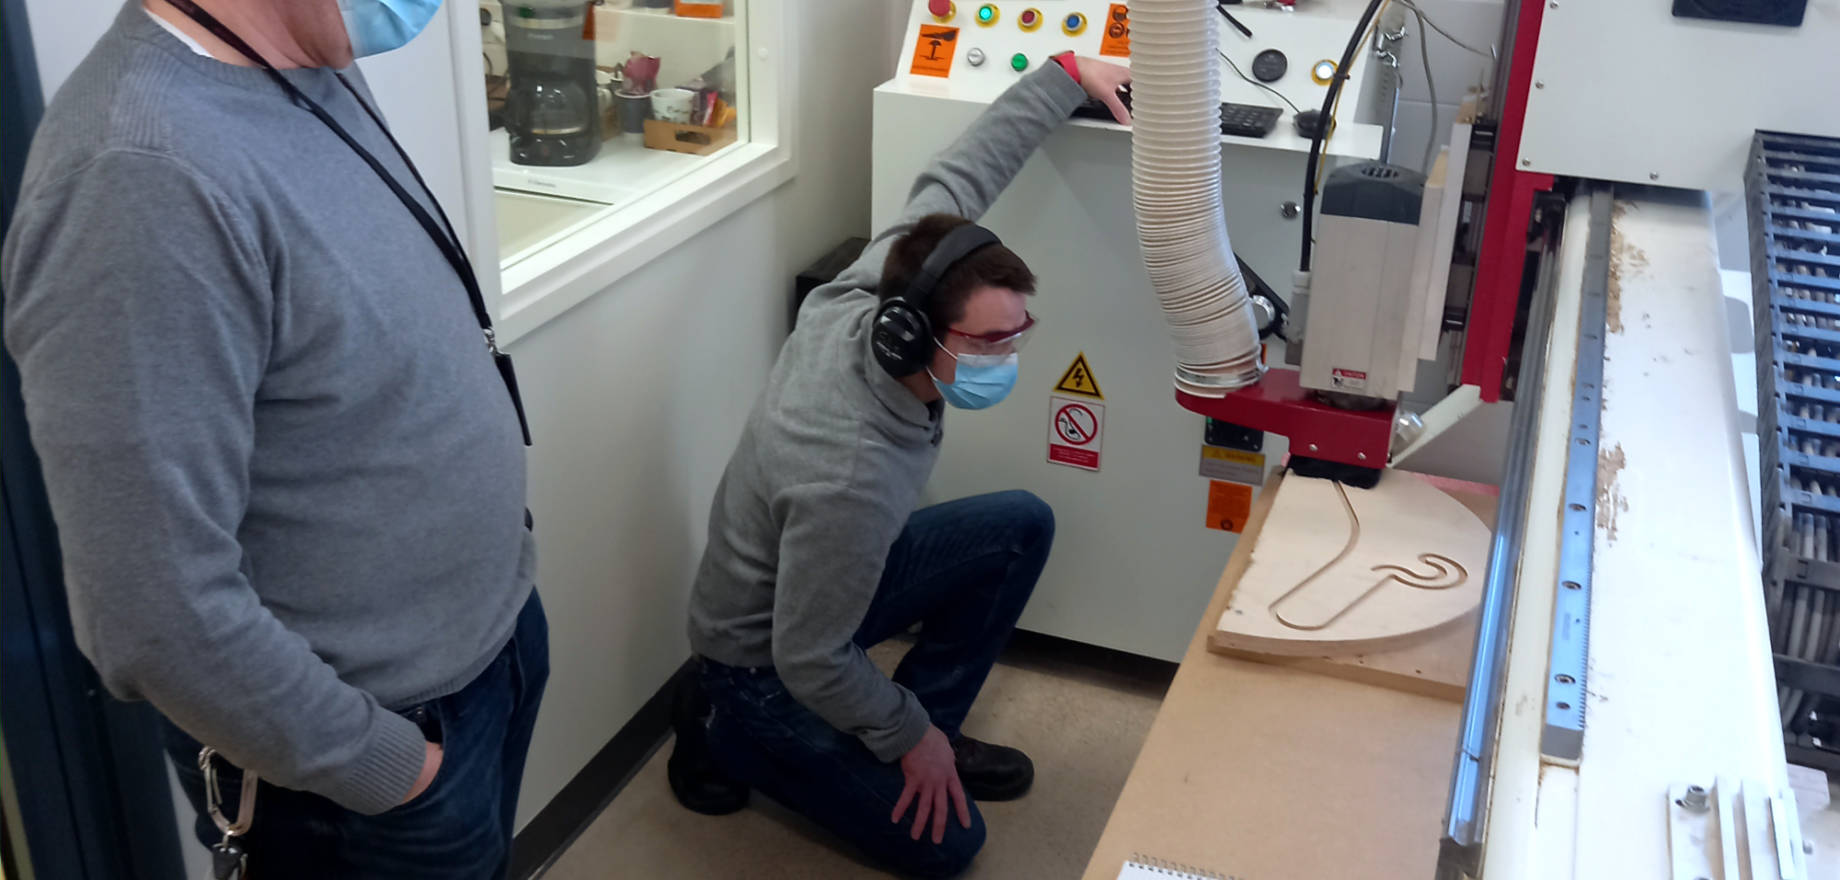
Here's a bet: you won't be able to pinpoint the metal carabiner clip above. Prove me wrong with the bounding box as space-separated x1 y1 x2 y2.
198 746 259 838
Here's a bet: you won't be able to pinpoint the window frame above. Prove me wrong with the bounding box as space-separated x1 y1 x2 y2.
445 0 796 345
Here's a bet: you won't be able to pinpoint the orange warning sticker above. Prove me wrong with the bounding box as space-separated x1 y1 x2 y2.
1206 480 1253 533
911 26 960 77
1099 4 1130 57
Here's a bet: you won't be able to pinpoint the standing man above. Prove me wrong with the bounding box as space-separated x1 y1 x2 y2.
672 55 1132 877
2 1 544 877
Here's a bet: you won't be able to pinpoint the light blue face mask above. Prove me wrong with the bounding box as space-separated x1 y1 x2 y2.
338 0 443 58
930 350 1020 410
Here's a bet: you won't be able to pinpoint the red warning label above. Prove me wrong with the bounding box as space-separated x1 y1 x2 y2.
1047 394 1104 471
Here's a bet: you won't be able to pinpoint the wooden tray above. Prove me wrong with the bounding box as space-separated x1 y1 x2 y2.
642 120 736 155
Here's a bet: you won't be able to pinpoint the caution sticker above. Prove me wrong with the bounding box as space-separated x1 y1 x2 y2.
1206 480 1253 533
1330 367 1368 391
911 25 959 77
1199 445 1266 484
1099 3 1130 57
1053 352 1104 399
1047 394 1104 471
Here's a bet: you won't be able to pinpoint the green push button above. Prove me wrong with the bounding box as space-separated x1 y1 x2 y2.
1010 52 1028 72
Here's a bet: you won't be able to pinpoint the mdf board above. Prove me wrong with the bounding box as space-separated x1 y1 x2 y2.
1208 611 1477 702
1081 472 1463 880
1213 472 1489 656
1207 477 1498 702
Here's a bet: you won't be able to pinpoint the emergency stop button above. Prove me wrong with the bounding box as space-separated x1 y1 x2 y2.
928 0 953 20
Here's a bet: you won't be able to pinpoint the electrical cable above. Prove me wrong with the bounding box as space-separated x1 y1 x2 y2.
1219 49 1301 114
1300 0 1389 273
1397 0 1494 59
1414 7 1439 174
1215 3 1253 38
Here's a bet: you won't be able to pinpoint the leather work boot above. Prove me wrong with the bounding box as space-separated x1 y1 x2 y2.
951 735 1034 801
666 668 749 815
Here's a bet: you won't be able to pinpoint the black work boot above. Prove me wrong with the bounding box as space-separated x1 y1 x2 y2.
666 665 750 815
951 735 1034 801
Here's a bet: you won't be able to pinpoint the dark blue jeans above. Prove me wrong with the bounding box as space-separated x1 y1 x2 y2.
162 590 549 880
702 490 1055 879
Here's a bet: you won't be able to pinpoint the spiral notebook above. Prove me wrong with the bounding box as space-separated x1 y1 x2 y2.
1118 853 1229 880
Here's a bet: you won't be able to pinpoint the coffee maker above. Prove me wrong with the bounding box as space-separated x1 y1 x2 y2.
503 0 600 167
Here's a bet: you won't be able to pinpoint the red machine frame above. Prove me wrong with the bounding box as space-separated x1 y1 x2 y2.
1178 0 1551 466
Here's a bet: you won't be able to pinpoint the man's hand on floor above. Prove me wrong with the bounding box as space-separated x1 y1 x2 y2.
1076 57 1133 125
892 725 972 844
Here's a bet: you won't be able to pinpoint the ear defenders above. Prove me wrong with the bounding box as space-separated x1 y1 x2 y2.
872 223 1003 378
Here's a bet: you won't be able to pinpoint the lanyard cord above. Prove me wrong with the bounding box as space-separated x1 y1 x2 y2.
161 1 530 445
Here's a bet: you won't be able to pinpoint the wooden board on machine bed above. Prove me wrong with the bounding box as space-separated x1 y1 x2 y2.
1207 470 1498 701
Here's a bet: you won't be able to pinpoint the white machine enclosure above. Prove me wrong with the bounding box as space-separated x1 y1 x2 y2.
1518 2 1840 191
1300 169 1428 400
874 1 1386 659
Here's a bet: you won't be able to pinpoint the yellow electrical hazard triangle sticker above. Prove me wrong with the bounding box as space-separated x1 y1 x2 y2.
1053 352 1104 399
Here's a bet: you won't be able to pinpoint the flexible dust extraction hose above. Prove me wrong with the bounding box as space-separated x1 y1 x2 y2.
1130 0 1264 396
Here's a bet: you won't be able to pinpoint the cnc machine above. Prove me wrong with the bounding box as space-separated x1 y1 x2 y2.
876 0 1839 876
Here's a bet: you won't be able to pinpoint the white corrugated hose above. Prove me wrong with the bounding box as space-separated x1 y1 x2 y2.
1130 0 1265 396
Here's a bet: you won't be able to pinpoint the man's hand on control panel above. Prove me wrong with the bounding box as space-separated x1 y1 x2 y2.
1073 56 1132 125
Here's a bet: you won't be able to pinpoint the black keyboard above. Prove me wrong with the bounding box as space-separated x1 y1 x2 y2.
1218 102 1282 138
1071 88 1282 139
1071 85 1134 122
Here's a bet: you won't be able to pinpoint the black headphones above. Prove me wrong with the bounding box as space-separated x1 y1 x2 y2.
872 224 1002 378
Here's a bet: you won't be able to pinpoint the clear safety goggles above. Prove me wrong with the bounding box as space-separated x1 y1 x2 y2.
942 312 1038 357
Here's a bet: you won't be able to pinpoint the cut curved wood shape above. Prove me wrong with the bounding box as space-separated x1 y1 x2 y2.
1215 472 1490 657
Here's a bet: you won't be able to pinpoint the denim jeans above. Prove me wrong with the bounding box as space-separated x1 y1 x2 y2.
702 490 1055 879
162 590 549 880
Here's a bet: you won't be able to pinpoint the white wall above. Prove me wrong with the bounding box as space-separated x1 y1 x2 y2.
23 0 899 853
507 0 897 822
1387 0 1506 176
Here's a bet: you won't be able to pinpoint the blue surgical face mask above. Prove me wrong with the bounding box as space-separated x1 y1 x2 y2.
338 0 443 58
930 351 1019 410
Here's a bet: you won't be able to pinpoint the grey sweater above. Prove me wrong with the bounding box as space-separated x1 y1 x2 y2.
2 4 534 815
687 65 1086 762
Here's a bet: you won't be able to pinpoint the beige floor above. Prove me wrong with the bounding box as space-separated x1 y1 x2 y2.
540 641 1840 879
543 640 1169 879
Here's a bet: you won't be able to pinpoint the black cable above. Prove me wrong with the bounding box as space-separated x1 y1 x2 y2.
1215 4 1253 38
1219 50 1301 114
1300 0 1387 274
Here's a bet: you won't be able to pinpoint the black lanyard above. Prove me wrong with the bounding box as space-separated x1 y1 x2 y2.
164 0 531 446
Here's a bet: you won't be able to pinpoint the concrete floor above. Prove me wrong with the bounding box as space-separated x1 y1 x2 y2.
542 639 1170 879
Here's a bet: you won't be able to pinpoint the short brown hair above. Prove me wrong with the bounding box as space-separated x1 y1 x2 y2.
879 214 1035 336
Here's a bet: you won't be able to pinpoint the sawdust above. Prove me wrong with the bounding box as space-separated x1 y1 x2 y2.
1596 442 1628 544
1605 202 1650 336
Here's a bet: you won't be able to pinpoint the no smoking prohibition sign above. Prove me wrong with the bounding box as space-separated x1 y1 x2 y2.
1047 394 1104 471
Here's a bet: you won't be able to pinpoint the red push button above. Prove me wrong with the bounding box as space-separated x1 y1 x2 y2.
1020 9 1037 24
928 0 953 18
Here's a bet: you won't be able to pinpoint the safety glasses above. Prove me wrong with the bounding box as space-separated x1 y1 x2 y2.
944 312 1037 356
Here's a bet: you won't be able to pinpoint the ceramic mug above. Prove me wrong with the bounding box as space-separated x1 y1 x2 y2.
617 90 650 135
650 88 697 125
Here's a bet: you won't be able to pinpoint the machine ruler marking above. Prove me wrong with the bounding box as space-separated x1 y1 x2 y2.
1540 186 1613 763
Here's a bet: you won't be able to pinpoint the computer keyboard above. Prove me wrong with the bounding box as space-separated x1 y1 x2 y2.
1070 88 1283 140
1218 102 1282 138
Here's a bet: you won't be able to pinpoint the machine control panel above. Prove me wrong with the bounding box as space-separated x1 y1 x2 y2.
893 2 1378 138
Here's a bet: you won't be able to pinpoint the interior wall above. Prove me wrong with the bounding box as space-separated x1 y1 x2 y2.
1387 0 1505 176
503 0 899 826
